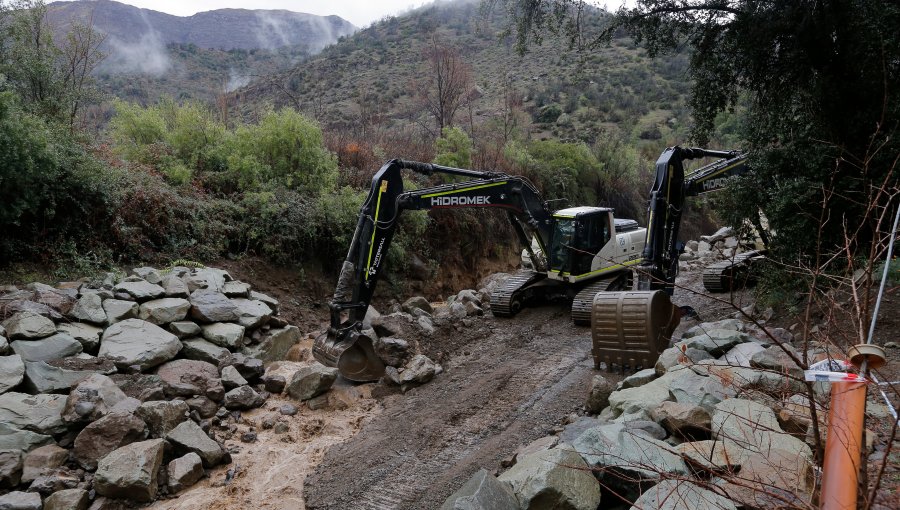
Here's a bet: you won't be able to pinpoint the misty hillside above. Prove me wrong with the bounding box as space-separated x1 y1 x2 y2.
235 1 696 151
47 0 356 51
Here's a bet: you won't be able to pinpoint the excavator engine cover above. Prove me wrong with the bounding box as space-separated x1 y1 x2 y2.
313 328 385 382
590 290 680 371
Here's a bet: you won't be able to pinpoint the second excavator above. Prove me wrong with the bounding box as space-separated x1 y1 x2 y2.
313 146 759 381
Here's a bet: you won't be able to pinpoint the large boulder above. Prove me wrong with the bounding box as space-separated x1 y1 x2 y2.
0 355 24 395
586 374 614 414
167 452 204 493
138 298 191 325
187 268 230 293
201 322 245 349
676 329 753 357
223 385 264 410
674 440 742 475
750 345 803 378
629 479 737 510
221 281 249 298
180 338 232 366
2 312 56 340
0 299 63 322
668 369 735 411
722 342 765 367
160 274 189 298
62 374 128 423
113 280 165 302
0 423 52 453
607 367 686 418
440 468 518 510
135 400 189 438
101 299 139 324
0 392 67 435
620 368 657 389
56 323 102 352
402 296 433 315
0 491 41 510
43 488 89 510
711 399 812 461
30 285 76 316
498 446 602 510
0 449 22 488
72 411 148 470
169 321 201 339
231 298 272 329
384 354 438 389
651 401 712 440
20 360 106 394
681 319 745 339
70 294 107 325
220 366 247 389
99 319 181 371
717 448 815 508
20 444 68 484
250 291 279 314
165 420 225 467
156 359 224 401
286 363 338 401
94 439 165 502
11 333 82 362
572 423 688 501
189 290 240 323
248 326 301 364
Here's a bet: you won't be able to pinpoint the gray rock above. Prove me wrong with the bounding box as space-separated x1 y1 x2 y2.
711 399 812 461
71 294 107 325
189 290 240 323
228 353 263 381
440 468 518 510
0 491 41 510
682 319 745 339
21 444 67 483
498 446 601 510
402 296 433 315
11 333 82 362
201 322 245 349
586 374 614 414
222 281 251 298
231 298 272 329
607 367 687 418
750 345 803 377
723 342 765 367
2 312 56 340
156 359 224 401
135 399 188 438
248 326 301 364
167 452 204 493
94 439 165 502
62 374 127 423
572 423 688 501
99 319 181 371
73 411 148 470
1 299 63 322
0 355 24 395
43 488 89 510
20 359 108 394
56 323 102 352
374 337 410 367
169 321 201 339
0 336 7 355
397 354 438 386
180 338 232 366
463 301 483 317
623 420 667 440
166 420 225 467
112 280 165 302
652 401 712 439
160 274 189 298
655 346 684 375
448 302 467 319
188 268 231 293
0 423 52 454
101 299 139 324
131 267 161 284
220 366 247 389
223 385 264 410
668 369 735 411
138 298 190 325
0 449 22 488
362 306 380 329
674 440 742 475
677 329 753 356
184 395 218 419
249 291 279 314
629 479 737 510
286 364 338 401
620 368 657 389
0 392 67 435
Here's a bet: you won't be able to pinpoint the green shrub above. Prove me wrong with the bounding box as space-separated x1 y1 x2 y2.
434 126 473 168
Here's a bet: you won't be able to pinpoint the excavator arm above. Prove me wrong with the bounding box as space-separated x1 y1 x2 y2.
316 159 554 381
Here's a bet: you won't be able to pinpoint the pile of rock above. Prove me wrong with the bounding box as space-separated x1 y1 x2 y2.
678 226 751 267
0 266 313 508
443 319 852 510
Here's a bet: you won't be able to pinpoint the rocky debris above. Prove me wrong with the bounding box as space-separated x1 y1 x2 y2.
0 299 64 322
384 354 439 391
2 312 56 340
201 322 245 349
169 321 201 339
62 374 128 423
102 299 139 324
11 332 82 362
677 329 753 357
114 279 166 302
498 445 601 510
222 281 251 298
29 285 75 316
223 385 264 410
630 479 737 510
166 420 225 467
19 359 104 394
131 267 162 285
0 355 25 395
440 468 518 510
70 294 107 325
221 366 247 389
157 359 224 400
231 298 272 329
56 323 102 352
167 452 204 493
189 290 240 323
711 399 812 461
0 423 52 453
722 342 765 367
248 326 300 364
72 411 148 470
99 319 181 371
585 374 614 414
674 440 742 475
652 401 712 440
138 298 190 325
374 337 410 367
0 392 67 435
20 445 67 483
402 296 433 315
287 364 338 401
620 368 657 389
27 467 80 495
180 338 231 366
43 488 89 510
184 396 218 419
750 344 803 377
135 400 188 437
0 491 41 510
0 450 22 488
94 439 165 502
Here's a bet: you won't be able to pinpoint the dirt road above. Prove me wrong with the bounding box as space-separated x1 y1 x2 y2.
303 305 607 509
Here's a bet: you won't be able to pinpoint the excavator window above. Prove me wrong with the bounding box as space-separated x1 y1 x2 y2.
550 214 610 275
550 219 575 272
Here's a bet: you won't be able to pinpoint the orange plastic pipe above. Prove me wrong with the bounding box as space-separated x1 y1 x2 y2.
820 381 867 510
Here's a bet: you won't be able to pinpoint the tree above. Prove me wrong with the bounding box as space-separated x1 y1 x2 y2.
419 38 474 136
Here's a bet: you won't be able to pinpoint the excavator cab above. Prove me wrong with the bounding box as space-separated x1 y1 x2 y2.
548 207 615 280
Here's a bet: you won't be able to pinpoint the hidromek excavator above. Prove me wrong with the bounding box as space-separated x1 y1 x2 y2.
313 146 763 381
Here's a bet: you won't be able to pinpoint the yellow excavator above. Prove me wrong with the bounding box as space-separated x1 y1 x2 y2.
313 146 761 381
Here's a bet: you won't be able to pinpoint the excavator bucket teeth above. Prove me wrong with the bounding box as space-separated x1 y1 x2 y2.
313 330 385 382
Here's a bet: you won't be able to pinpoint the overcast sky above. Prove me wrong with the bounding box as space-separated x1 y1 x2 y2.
57 1 629 29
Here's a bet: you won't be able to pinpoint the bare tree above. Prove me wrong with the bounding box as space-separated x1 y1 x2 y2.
419 37 473 136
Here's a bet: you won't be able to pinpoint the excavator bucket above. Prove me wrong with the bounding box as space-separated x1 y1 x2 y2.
313 328 385 382
590 290 680 371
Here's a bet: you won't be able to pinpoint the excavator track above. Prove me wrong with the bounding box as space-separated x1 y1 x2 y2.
570 271 633 325
490 270 545 317
702 250 764 292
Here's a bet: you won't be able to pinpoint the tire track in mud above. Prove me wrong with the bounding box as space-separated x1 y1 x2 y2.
304 306 607 510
